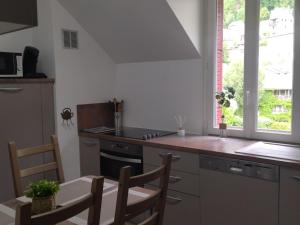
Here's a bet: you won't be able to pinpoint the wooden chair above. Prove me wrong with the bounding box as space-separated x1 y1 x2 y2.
113 153 172 225
15 176 104 225
8 135 65 197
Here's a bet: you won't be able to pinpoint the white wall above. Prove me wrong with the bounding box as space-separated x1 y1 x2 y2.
32 0 56 76
0 0 56 76
0 0 203 180
0 0 116 180
115 59 204 134
51 0 116 180
0 28 34 52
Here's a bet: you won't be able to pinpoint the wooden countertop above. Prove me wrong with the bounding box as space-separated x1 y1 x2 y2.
79 131 300 170
0 78 55 84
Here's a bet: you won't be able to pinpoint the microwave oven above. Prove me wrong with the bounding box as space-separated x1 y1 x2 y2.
0 52 23 78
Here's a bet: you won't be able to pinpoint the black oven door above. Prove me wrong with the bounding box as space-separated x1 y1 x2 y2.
100 150 143 180
0 52 16 75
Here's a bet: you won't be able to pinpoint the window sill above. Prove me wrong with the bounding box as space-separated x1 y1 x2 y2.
255 129 291 136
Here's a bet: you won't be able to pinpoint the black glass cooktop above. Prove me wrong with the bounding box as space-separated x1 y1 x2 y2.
105 127 176 140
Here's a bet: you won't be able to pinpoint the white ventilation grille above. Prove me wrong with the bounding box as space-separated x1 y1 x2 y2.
62 29 78 49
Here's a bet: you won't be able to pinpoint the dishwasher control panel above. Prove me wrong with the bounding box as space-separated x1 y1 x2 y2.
199 154 279 182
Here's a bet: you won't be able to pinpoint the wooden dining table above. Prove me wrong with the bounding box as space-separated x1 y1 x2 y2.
0 176 152 225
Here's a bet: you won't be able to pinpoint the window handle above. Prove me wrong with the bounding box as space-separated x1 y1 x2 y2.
246 90 251 106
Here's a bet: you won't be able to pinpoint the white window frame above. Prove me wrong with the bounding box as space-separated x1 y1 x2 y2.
203 0 300 143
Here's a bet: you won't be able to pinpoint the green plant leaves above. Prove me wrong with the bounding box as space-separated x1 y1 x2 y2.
25 180 60 198
215 87 236 108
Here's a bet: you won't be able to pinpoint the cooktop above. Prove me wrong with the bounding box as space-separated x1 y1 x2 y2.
83 127 175 140
106 127 176 140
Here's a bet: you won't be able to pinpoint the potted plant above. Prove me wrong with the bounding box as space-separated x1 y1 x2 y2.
215 87 236 137
25 180 60 214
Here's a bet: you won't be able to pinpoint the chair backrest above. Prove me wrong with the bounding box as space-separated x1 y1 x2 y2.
113 153 172 225
9 135 65 197
15 176 104 225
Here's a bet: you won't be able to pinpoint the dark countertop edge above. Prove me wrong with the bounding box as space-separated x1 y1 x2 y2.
0 78 55 84
78 132 300 170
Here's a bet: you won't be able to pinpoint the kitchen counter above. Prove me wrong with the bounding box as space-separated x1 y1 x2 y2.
79 131 300 170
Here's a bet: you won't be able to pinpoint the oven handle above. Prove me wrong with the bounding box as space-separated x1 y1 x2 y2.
100 152 142 164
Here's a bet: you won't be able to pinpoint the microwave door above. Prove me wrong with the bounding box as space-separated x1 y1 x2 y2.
0 53 13 74
0 52 21 77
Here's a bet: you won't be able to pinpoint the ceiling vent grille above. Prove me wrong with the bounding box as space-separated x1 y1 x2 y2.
62 29 78 49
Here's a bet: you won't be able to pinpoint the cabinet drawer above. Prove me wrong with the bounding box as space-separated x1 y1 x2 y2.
164 190 200 225
81 137 100 148
280 167 300 225
144 185 200 225
143 146 199 174
144 164 200 196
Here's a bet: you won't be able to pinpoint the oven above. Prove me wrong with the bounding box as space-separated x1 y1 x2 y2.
100 140 143 180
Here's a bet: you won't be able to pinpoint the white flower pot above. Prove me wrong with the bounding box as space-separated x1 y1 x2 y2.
177 129 186 137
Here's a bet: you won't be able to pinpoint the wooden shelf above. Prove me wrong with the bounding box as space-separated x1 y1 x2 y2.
0 78 55 84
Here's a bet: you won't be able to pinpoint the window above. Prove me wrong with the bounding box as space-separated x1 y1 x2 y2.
62 29 79 49
257 0 294 132
206 0 300 142
272 105 287 114
274 90 292 99
215 0 245 128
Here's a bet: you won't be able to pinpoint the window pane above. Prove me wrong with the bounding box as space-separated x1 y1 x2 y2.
257 0 294 132
215 0 245 128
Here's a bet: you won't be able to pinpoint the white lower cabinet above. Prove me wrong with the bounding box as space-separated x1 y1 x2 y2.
79 137 100 176
144 164 200 196
279 168 300 225
143 146 300 225
164 190 200 225
143 146 201 225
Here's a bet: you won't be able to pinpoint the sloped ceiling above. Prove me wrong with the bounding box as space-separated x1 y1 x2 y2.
58 0 201 63
167 0 202 53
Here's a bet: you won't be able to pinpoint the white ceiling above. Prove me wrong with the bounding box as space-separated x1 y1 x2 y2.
58 0 201 63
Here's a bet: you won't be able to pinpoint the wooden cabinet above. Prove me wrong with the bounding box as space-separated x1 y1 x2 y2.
79 137 100 176
0 81 54 201
0 0 37 35
143 146 200 225
279 168 300 225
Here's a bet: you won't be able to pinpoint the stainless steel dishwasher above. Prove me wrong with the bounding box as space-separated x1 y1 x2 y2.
199 155 279 225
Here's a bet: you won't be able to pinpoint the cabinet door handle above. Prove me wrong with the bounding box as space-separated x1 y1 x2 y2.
292 176 300 182
111 144 129 150
0 87 23 92
166 195 183 205
169 176 183 183
229 167 243 173
83 141 99 146
159 153 181 161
